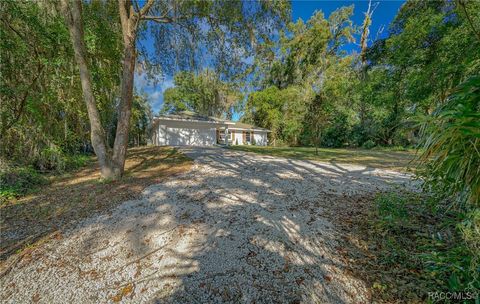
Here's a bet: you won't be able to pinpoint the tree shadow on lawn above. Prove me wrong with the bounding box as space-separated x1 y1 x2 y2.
0 146 192 264
22 147 416 303
229 146 417 172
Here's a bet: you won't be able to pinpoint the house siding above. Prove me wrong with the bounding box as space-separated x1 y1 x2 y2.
154 120 218 146
230 129 268 146
253 132 267 146
151 117 269 146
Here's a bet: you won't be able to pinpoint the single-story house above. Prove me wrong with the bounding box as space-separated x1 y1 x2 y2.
150 111 269 146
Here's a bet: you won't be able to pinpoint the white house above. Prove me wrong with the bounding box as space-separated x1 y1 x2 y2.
150 111 269 146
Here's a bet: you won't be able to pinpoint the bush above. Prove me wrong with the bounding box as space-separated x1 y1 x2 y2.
417 76 480 207
362 139 376 149
64 154 90 171
33 146 66 172
415 76 480 294
322 112 351 147
33 146 90 172
370 193 479 301
0 166 47 200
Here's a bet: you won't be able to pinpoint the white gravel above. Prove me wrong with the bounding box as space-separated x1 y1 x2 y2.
0 147 415 303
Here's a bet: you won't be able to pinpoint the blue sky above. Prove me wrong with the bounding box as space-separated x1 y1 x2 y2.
136 0 405 119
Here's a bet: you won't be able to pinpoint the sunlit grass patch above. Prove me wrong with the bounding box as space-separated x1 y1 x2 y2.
229 145 417 171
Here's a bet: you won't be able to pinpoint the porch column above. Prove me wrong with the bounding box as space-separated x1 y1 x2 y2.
225 126 229 146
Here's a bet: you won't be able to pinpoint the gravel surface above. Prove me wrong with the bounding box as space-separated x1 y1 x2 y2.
0 147 415 303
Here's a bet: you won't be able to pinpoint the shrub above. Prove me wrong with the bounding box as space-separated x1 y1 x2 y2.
414 76 480 295
322 112 351 147
0 166 47 200
64 154 90 171
370 193 479 300
33 146 66 172
362 139 376 149
417 76 480 207
32 146 90 173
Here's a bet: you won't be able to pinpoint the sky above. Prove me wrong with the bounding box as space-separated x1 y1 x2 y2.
135 0 405 119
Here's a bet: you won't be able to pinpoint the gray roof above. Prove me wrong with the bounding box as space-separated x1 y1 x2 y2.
154 111 269 132
230 121 270 132
155 111 224 123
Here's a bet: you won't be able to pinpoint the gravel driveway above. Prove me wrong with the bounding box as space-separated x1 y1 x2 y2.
0 147 414 303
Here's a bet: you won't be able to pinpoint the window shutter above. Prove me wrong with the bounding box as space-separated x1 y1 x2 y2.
243 131 246 143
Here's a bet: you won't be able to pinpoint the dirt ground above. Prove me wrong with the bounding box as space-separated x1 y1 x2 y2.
0 147 416 303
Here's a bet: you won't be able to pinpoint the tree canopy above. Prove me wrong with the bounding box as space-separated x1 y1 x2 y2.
162 69 241 118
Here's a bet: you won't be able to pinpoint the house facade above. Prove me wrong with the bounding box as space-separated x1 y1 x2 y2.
151 112 269 146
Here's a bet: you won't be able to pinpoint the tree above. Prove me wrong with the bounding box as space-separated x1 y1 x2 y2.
61 0 290 180
358 0 376 130
360 0 480 146
1 1 123 170
61 0 114 178
246 6 357 147
162 69 241 118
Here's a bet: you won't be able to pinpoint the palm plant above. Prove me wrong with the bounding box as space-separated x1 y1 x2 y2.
418 76 480 207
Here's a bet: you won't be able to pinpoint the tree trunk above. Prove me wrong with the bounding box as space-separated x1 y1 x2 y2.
61 0 114 179
112 41 136 178
359 0 373 130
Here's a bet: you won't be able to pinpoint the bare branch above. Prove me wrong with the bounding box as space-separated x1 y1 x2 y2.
138 0 155 17
142 15 174 23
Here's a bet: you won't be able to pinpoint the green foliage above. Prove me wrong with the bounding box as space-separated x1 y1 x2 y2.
0 167 47 200
362 139 376 150
129 94 153 146
415 76 480 296
0 1 125 169
245 86 307 145
375 192 409 229
370 192 479 301
321 112 351 147
247 6 359 147
146 0 290 82
418 76 480 207
32 146 90 173
162 70 240 118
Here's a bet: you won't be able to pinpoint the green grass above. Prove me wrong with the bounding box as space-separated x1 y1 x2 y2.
228 145 418 171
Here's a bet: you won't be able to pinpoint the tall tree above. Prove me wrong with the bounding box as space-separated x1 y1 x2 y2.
246 6 356 147
1 1 123 170
162 69 240 118
61 0 290 179
358 0 376 129
61 0 114 177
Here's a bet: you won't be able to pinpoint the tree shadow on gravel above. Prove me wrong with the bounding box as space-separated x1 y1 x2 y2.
1 147 413 303
0 146 192 264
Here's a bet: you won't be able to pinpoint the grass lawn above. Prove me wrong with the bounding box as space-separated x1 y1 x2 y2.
0 146 192 263
229 145 418 171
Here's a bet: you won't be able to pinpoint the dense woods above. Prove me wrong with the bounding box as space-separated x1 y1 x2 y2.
1 0 479 301
244 1 480 150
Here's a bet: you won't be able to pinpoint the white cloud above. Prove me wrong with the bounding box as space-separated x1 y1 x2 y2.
135 71 175 113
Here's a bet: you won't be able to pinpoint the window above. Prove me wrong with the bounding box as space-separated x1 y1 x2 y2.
245 131 251 143
218 130 232 142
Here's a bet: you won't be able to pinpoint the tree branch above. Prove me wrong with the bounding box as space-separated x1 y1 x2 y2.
142 15 174 23
138 0 155 17
458 0 480 43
